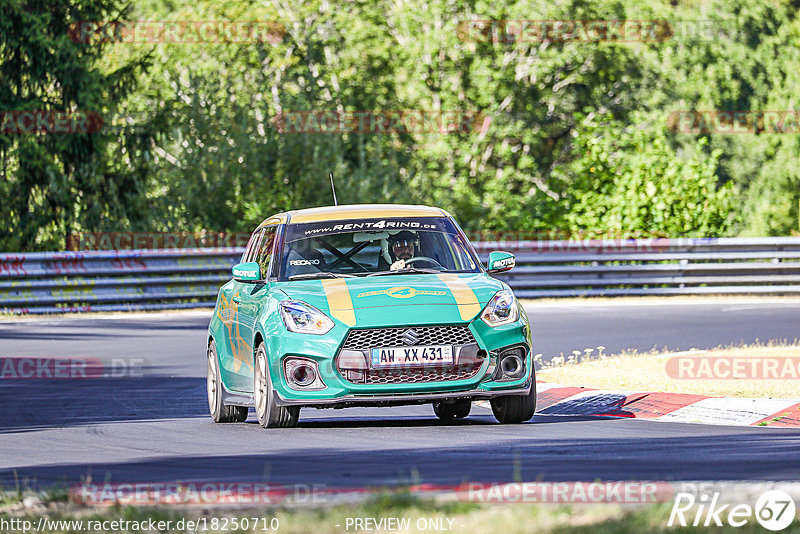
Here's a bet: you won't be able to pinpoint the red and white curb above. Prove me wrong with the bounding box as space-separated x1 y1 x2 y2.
478 382 800 427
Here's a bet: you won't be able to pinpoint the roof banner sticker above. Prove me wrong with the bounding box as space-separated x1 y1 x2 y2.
287 217 447 241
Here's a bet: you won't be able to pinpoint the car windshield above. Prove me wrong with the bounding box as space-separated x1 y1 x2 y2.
278 217 481 280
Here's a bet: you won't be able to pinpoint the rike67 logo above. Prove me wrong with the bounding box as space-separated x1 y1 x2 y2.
669 489 796 531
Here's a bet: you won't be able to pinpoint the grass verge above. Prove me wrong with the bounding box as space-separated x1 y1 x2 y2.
2 492 798 533
537 343 800 398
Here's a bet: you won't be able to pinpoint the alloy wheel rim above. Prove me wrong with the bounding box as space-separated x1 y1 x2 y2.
256 350 268 418
207 348 217 413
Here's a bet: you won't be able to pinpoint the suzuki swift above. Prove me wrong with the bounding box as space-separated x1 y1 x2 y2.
207 204 535 428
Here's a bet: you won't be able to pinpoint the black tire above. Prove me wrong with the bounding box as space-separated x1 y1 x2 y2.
491 380 537 424
207 341 248 423
433 399 472 420
254 343 299 428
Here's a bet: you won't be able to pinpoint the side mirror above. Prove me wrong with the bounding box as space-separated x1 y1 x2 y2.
232 262 261 282
487 251 515 273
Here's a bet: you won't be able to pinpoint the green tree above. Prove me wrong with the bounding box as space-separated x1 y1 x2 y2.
654 0 800 235
392 0 669 232
554 114 737 237
0 0 156 251
5 0 799 251
123 0 416 234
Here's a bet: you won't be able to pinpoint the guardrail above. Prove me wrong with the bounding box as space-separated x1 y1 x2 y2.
0 249 240 314
470 237 800 298
1 237 799 314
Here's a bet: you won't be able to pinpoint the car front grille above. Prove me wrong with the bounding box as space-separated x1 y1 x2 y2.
338 325 482 385
363 361 483 384
341 325 476 350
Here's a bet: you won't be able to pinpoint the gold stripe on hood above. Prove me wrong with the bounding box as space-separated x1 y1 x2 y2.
321 279 356 326
435 274 481 321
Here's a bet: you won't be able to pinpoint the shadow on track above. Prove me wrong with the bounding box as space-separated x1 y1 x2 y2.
295 417 492 429
0 375 207 433
3 429 799 490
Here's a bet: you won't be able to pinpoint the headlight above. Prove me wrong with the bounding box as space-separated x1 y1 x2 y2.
279 300 335 334
480 289 519 327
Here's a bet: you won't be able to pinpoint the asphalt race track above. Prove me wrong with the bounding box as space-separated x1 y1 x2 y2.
1 298 800 490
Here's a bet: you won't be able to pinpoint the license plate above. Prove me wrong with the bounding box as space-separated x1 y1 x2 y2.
371 345 453 367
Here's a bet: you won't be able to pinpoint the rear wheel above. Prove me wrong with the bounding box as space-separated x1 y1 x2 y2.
254 343 299 428
433 399 472 420
491 381 536 424
207 341 248 423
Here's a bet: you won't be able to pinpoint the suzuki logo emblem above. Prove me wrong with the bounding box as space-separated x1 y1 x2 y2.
401 329 419 346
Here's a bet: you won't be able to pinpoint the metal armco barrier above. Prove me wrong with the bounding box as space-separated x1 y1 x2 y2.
1 237 800 314
471 237 800 298
0 249 240 314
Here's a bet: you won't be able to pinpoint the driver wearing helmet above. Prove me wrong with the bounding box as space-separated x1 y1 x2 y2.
388 230 418 271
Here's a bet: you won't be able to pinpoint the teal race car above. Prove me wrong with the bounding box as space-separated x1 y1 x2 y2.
207 204 535 428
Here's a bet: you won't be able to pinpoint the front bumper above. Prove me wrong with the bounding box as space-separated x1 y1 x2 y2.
266 314 533 407
273 379 533 409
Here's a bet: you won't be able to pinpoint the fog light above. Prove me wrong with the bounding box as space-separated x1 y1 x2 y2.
292 364 316 386
284 358 326 390
494 347 526 381
500 354 523 377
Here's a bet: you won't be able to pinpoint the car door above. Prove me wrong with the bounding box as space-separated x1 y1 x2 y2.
230 225 277 391
218 227 263 392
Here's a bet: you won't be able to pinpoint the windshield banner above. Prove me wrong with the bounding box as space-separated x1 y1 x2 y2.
286 217 450 242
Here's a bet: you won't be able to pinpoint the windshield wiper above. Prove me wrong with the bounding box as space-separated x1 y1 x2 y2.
367 268 441 277
288 272 357 281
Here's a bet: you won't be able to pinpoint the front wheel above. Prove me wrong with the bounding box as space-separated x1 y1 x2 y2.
254 343 299 428
491 381 536 424
207 341 248 423
433 399 471 420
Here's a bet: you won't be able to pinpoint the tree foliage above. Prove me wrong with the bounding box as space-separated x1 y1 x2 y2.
0 0 157 251
2 0 799 251
556 114 736 237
